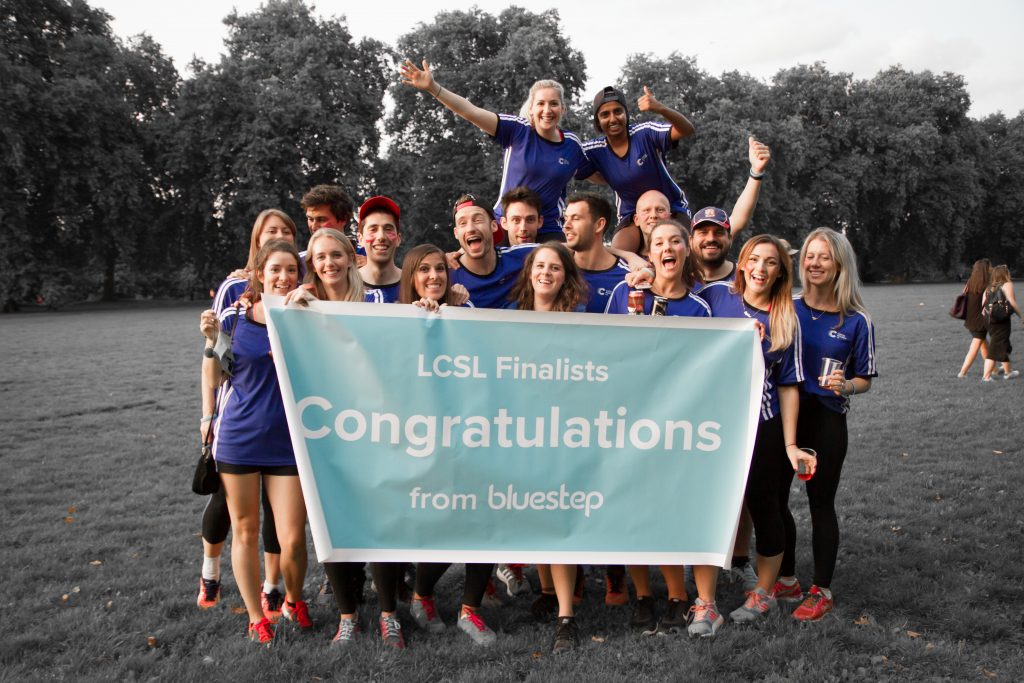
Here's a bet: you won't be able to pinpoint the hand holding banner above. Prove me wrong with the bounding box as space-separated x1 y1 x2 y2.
264 297 763 567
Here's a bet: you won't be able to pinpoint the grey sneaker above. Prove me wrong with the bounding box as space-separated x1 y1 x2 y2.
330 616 360 646
552 616 580 654
687 598 724 637
410 597 445 634
655 598 690 635
496 564 530 597
727 562 759 592
631 596 658 635
457 609 496 646
730 587 776 623
1005 370 1020 380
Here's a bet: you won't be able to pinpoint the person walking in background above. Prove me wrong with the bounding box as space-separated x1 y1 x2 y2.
957 258 992 378
981 264 1023 381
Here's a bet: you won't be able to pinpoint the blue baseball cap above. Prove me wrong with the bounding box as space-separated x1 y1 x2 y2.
690 206 731 231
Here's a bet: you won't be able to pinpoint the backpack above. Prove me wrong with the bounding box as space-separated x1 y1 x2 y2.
983 286 1011 324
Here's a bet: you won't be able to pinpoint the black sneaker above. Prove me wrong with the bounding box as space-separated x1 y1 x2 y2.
530 592 558 620
631 596 658 635
655 598 690 635
552 616 580 654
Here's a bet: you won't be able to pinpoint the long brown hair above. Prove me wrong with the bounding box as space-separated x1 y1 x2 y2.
733 234 798 353
246 240 300 303
244 209 297 271
966 258 992 295
990 264 1011 290
510 244 588 311
399 244 458 305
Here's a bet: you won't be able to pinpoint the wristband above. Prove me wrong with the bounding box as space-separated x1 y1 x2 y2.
749 168 765 180
201 414 216 423
203 346 216 358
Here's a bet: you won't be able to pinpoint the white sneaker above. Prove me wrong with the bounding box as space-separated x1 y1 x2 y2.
496 564 530 597
1005 370 1019 380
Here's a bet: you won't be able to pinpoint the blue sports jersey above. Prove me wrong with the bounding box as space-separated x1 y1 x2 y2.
449 244 536 309
580 260 630 313
605 281 711 317
492 115 590 235
794 296 878 414
212 312 295 467
702 282 803 421
693 263 737 294
364 281 400 303
579 122 689 225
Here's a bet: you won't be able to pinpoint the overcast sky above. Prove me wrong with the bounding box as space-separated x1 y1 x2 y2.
92 0 1023 118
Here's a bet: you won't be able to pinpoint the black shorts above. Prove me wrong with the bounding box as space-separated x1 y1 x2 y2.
217 462 299 476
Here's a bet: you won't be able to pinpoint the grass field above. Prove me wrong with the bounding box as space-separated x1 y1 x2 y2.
2 284 1022 681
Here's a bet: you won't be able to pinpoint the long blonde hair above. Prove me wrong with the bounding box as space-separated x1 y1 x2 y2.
798 227 866 322
518 79 565 126
733 234 798 353
304 229 364 302
245 209 297 271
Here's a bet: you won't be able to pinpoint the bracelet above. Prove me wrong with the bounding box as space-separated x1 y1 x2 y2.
201 414 216 423
785 443 797 448
848 380 856 396
432 82 443 98
749 168 765 180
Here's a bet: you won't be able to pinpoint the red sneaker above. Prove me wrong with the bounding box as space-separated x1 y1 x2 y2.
771 579 804 602
792 585 833 621
261 588 283 623
248 617 275 645
196 577 221 609
281 599 314 630
604 573 628 606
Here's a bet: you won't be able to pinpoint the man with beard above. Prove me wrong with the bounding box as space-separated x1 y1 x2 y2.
562 192 630 314
501 186 544 247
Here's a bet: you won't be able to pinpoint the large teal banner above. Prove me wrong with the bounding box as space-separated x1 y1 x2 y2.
264 296 764 567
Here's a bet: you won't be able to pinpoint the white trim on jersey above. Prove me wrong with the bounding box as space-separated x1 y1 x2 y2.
495 145 515 216
213 277 246 314
854 310 877 375
793 319 806 383
691 292 712 316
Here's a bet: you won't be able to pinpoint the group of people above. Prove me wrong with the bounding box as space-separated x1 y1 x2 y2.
957 258 1023 380
193 68 878 654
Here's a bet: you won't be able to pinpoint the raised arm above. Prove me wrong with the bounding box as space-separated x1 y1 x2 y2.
400 59 499 136
637 86 694 141
728 136 771 237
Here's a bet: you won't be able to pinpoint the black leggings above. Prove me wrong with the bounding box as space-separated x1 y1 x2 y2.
201 486 280 554
324 562 366 614
414 563 494 609
370 563 403 613
745 415 796 558
780 397 848 588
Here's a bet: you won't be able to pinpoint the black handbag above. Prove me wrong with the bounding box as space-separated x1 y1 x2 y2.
191 441 220 495
192 304 240 495
949 287 968 320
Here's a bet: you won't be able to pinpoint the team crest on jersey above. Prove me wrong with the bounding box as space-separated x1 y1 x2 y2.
558 157 570 165
637 153 648 166
828 330 848 341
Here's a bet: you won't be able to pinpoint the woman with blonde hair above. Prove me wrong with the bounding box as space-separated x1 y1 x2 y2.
303 228 365 303
400 60 595 242
699 234 813 626
981 264 1023 381
775 227 877 622
958 259 992 377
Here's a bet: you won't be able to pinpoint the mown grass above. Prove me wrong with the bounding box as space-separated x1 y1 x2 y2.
1 285 1022 681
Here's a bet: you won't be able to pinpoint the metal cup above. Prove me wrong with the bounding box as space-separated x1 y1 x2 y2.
819 357 844 389
797 448 817 481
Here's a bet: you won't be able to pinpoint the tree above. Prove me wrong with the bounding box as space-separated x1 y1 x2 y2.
0 0 177 305
159 0 390 291
382 7 587 249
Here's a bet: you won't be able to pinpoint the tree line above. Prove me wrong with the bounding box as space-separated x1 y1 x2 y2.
3 0 1022 307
